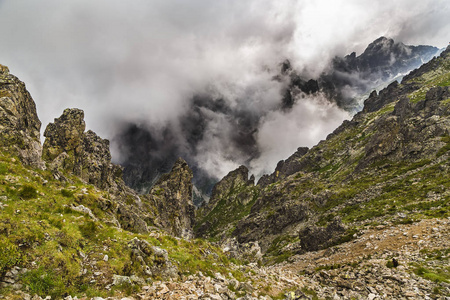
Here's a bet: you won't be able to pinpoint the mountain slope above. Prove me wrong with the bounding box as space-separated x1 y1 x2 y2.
195 46 450 261
117 37 439 204
0 68 221 298
0 44 449 300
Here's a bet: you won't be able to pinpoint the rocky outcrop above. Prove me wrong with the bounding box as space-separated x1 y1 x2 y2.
298 218 346 252
359 85 450 169
203 165 254 216
40 108 159 234
195 165 257 239
147 158 195 239
257 147 309 187
128 237 178 279
0 65 43 168
42 109 199 238
42 108 123 190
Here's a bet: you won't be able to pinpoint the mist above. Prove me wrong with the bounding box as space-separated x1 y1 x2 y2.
0 0 448 180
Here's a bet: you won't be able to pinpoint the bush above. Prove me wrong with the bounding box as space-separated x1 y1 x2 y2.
79 221 97 239
21 267 66 298
18 185 37 200
61 189 74 198
0 237 22 273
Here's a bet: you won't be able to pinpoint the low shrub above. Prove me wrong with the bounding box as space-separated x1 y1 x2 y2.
18 185 37 200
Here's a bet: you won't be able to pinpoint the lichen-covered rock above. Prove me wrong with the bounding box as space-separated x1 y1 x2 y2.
128 237 179 279
0 64 43 168
147 158 195 239
42 108 85 164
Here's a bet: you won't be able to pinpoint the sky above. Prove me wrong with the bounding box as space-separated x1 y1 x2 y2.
0 0 449 179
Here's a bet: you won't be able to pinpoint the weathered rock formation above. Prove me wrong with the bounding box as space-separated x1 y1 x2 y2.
0 65 199 238
42 108 123 190
195 165 257 239
0 64 43 168
147 158 195 239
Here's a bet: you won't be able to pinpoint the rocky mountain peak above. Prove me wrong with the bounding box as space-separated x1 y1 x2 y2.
365 36 394 53
209 165 254 204
0 64 43 168
42 108 123 190
42 108 86 161
148 157 195 239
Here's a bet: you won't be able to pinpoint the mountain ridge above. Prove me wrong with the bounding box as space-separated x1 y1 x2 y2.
116 37 440 203
195 45 450 257
0 43 448 299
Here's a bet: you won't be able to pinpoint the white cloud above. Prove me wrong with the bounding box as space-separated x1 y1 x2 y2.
0 0 448 178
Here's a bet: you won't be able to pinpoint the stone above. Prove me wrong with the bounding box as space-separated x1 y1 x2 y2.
0 66 44 168
42 109 123 190
147 158 195 239
112 274 132 286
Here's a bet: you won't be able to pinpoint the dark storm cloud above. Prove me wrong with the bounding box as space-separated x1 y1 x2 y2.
0 0 448 179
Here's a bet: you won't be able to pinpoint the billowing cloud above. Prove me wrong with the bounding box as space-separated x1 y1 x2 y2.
0 0 448 181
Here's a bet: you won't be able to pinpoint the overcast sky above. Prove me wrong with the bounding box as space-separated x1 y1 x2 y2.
0 0 449 178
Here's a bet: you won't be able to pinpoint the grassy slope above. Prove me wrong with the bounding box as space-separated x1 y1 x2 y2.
195 48 450 263
0 151 246 298
261 50 450 259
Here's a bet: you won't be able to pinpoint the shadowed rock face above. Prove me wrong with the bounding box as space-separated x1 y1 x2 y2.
147 158 195 239
0 64 43 168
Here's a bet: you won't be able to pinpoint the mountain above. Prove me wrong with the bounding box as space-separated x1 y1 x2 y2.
281 36 440 111
195 46 450 259
116 37 440 205
0 44 449 299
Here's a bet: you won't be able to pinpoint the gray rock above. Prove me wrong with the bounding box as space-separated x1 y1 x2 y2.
0 65 44 168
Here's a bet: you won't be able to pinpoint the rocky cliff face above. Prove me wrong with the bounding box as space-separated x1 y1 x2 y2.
41 109 197 238
0 66 197 238
42 108 123 190
146 158 195 239
0 64 43 168
195 46 450 258
195 165 257 239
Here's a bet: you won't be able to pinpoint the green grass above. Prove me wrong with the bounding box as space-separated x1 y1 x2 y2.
436 135 450 157
18 185 38 199
21 267 66 298
0 236 23 274
412 264 449 283
0 150 246 298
